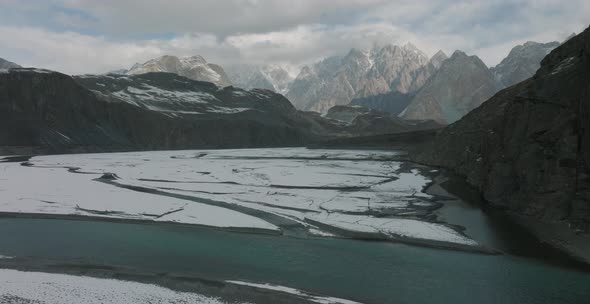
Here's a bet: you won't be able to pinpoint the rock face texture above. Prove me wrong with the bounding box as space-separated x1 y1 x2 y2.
0 69 318 153
415 27 590 231
401 51 500 124
127 55 232 87
491 41 560 88
287 44 442 113
0 57 21 69
225 64 293 94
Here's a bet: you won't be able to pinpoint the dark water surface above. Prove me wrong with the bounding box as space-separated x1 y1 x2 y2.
0 217 589 304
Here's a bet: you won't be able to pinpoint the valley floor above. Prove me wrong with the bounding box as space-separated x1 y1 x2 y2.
0 148 589 304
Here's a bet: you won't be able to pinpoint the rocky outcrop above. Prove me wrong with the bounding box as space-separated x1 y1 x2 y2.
491 41 560 88
0 57 21 69
415 27 590 231
401 51 500 124
287 43 440 113
127 55 232 87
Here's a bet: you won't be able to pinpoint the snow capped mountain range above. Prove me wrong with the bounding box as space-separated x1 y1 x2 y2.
225 64 294 94
286 43 446 113
64 36 562 124
490 41 560 87
126 55 232 87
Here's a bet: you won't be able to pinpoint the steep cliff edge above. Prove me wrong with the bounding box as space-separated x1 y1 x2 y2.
414 26 590 257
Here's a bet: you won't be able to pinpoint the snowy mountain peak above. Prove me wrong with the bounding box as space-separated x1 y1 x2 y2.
225 64 294 94
491 40 559 87
402 42 423 55
179 55 208 66
288 42 437 113
126 55 231 87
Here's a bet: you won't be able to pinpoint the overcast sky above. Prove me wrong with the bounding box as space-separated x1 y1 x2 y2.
0 0 588 75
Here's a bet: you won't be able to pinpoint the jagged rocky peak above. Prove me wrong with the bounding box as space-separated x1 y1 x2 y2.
287 42 438 114
0 57 21 70
225 63 294 94
429 50 448 67
491 40 559 88
126 55 232 87
401 50 499 124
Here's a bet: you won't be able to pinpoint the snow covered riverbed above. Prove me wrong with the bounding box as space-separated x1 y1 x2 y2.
0 148 477 247
0 268 365 304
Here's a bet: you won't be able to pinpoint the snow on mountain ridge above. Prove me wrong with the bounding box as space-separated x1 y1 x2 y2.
287 43 436 113
491 40 559 87
225 64 294 94
126 55 232 87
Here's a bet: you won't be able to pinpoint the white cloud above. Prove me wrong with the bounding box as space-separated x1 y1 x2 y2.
0 0 588 75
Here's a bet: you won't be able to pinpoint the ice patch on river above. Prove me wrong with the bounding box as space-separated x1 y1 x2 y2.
0 269 236 304
0 148 478 247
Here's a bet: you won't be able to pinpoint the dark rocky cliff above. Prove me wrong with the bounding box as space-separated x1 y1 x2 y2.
415 26 590 231
0 69 311 154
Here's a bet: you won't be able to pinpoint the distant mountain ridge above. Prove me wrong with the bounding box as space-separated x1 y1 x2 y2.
127 55 232 87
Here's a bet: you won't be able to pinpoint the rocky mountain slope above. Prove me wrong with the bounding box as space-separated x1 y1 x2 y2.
0 69 316 154
127 55 232 87
0 57 21 69
415 27 590 235
491 41 560 87
1 67 432 154
287 44 443 113
225 64 293 94
401 51 500 124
